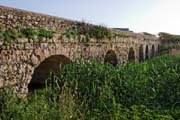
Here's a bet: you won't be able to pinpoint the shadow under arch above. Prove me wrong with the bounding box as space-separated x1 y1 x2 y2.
128 47 135 62
104 50 118 67
145 45 149 60
139 44 144 61
28 55 71 90
158 44 160 53
152 45 155 57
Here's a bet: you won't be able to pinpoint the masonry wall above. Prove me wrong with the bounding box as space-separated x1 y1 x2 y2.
0 5 73 32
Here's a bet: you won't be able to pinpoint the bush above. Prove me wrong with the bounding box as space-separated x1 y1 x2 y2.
22 27 39 38
38 29 54 38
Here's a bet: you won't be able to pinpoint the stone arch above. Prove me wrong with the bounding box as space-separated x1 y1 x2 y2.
152 45 155 57
139 44 144 61
128 47 135 62
145 45 149 59
28 55 71 90
104 50 118 66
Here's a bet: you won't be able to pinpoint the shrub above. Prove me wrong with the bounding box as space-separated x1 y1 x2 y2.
38 29 54 38
22 27 39 38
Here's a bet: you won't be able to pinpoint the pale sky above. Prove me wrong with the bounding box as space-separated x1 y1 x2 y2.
0 0 179 35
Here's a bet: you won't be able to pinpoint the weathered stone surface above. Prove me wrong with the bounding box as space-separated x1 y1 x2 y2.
31 54 39 66
17 38 28 43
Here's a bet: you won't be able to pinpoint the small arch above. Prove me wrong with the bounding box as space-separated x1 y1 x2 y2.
104 50 118 66
152 45 155 57
28 55 71 91
145 45 149 59
139 44 144 61
128 47 135 62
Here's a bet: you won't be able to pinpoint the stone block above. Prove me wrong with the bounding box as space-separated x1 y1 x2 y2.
24 43 34 50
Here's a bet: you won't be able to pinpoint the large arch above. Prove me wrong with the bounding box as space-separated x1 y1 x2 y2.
151 45 155 57
104 50 118 66
139 44 144 61
28 55 71 90
128 47 135 62
145 45 149 60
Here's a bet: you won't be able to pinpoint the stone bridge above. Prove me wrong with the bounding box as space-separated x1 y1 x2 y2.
0 6 161 94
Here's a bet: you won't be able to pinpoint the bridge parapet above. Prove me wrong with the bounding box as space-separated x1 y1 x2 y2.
0 5 157 41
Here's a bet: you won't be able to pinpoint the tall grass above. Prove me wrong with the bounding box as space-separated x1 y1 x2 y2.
0 55 180 120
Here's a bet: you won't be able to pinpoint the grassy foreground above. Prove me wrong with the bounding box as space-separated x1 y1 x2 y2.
0 55 180 120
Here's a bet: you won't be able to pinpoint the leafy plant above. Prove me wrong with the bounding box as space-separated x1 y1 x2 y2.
38 29 54 38
22 27 39 38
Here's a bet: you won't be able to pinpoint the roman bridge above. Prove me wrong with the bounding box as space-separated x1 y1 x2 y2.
0 6 161 94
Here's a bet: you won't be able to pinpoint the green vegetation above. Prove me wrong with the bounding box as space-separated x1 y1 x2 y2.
0 55 180 120
0 25 54 46
159 32 180 43
0 22 130 45
159 43 180 52
61 22 129 42
159 32 180 51
22 28 54 39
